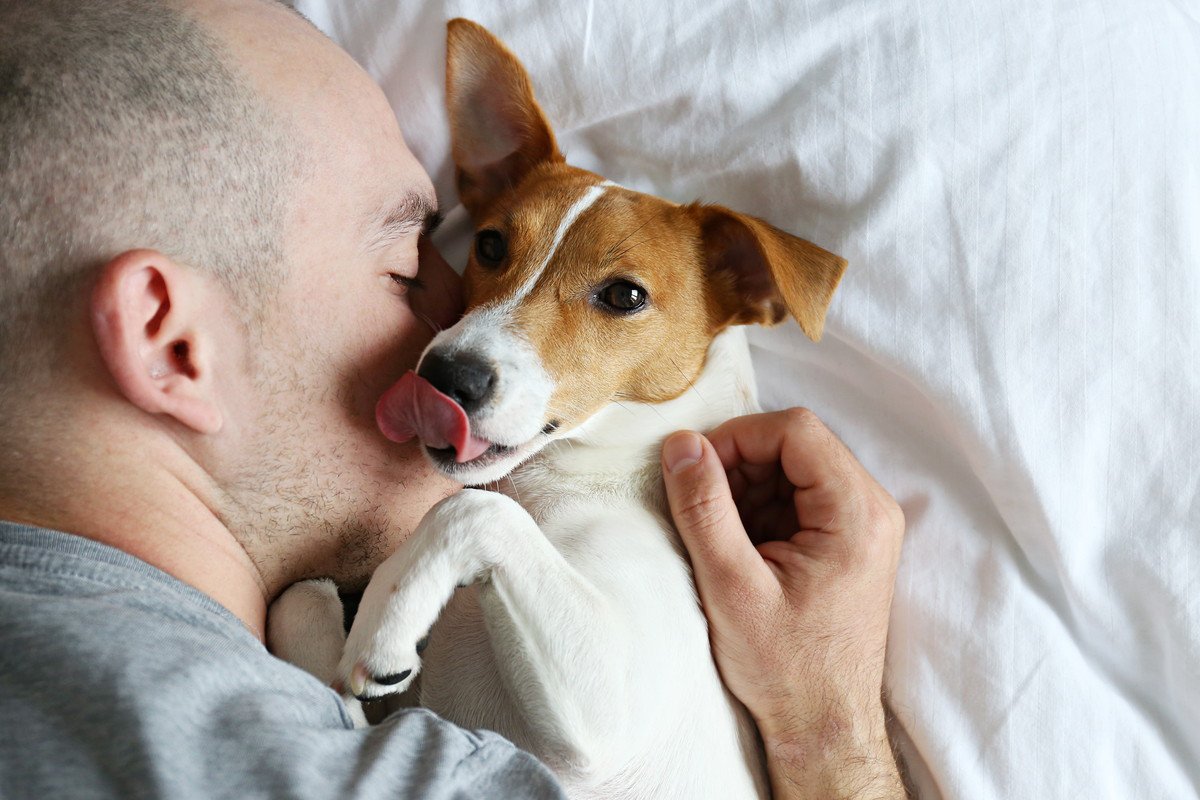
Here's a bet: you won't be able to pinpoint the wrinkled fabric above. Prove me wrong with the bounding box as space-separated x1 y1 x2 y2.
0 522 566 800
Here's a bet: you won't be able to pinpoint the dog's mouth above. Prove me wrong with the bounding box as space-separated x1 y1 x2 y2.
426 440 516 464
422 442 531 482
427 421 559 464
376 371 490 462
376 371 552 474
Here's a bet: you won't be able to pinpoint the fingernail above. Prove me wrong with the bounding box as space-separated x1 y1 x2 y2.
349 663 367 696
664 432 703 474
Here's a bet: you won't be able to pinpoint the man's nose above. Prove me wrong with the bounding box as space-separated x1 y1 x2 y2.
418 351 495 413
413 237 465 333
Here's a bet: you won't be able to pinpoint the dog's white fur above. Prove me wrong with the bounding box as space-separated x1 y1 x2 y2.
274 326 769 799
417 300 558 485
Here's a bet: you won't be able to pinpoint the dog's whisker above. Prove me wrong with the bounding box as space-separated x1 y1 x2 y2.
414 309 444 334
600 211 660 265
611 392 672 426
612 233 656 262
666 356 708 408
507 475 525 506
545 400 592 420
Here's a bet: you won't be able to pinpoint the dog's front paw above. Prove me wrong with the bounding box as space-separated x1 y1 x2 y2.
336 489 526 701
337 563 440 702
339 622 431 702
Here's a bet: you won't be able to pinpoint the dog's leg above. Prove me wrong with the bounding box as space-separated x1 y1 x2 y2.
268 578 367 727
340 488 633 774
268 578 346 685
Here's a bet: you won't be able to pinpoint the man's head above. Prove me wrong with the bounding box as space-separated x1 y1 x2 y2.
0 0 307 367
0 0 460 594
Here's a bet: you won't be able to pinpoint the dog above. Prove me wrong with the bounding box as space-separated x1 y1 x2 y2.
272 18 846 799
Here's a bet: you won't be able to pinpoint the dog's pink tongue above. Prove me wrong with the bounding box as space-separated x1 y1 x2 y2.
376 371 491 463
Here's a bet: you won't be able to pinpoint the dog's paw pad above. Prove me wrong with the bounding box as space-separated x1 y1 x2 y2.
347 659 419 701
374 669 412 686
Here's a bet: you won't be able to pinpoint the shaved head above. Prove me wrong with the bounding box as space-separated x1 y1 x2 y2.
0 0 301 397
0 0 462 596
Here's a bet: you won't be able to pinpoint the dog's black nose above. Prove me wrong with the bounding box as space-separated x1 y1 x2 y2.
419 351 495 413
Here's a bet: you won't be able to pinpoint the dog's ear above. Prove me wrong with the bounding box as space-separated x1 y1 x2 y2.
445 19 563 216
690 204 848 341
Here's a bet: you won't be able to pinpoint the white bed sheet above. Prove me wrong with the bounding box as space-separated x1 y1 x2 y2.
293 1 1200 797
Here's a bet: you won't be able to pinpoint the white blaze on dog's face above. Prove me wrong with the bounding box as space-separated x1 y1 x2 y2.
393 20 847 484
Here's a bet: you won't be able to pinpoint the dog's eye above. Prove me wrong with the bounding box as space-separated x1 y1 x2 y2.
475 229 507 266
595 280 648 314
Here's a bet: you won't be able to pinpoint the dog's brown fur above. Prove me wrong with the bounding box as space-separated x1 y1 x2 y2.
446 17 847 435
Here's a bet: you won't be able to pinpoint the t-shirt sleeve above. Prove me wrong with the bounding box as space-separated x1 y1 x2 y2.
198 698 567 800
6 653 567 800
0 528 567 800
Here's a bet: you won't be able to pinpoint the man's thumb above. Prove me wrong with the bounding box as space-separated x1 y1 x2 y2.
661 431 770 598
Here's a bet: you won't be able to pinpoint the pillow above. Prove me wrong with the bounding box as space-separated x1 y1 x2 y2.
294 1 1200 797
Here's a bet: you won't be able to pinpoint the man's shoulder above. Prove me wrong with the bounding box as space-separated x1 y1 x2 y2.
0 519 358 749
0 520 341 705
0 522 566 800
0 520 260 650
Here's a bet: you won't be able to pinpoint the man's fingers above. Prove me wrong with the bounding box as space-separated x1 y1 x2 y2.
662 431 775 605
708 409 892 532
707 408 855 491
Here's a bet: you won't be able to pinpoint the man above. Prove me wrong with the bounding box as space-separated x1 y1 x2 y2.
0 0 907 798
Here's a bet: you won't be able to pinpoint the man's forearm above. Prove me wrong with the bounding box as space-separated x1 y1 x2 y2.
760 706 908 800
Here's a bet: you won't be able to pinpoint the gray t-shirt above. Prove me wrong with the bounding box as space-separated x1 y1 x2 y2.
0 521 566 800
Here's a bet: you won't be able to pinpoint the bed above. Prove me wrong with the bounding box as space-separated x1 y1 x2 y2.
291 1 1200 797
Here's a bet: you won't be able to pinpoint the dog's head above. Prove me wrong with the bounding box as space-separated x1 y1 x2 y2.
377 19 847 484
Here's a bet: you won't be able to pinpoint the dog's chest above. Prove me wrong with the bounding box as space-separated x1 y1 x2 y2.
417 486 696 726
418 329 769 798
501 451 667 529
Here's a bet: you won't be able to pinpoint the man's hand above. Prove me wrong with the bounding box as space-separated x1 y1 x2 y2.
661 409 907 800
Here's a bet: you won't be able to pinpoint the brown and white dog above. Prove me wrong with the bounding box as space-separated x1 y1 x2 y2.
278 19 846 800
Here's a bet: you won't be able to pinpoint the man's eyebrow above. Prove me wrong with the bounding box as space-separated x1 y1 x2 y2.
366 192 443 250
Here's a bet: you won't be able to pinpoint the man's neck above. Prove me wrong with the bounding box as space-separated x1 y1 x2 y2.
0 421 270 641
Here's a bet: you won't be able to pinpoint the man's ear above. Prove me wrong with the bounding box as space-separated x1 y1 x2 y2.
445 18 563 216
90 250 223 434
690 204 849 341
